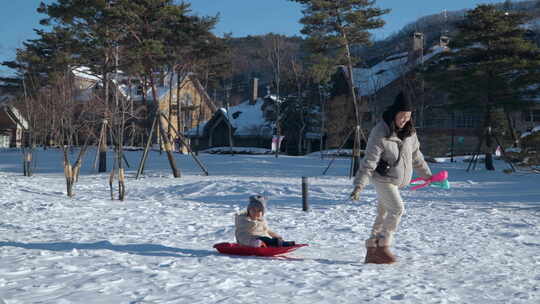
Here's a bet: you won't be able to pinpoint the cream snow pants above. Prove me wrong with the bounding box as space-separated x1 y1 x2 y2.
365 180 404 248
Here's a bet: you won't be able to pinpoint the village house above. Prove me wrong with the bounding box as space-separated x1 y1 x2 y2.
0 95 28 148
186 79 321 154
328 31 540 157
328 33 505 157
186 97 273 151
72 67 217 151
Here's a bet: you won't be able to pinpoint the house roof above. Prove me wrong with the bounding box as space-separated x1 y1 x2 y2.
351 45 447 96
520 125 540 138
115 73 216 111
72 66 102 82
0 97 29 130
72 67 217 111
186 98 272 137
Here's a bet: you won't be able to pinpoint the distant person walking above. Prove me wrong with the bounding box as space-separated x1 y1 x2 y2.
350 91 432 264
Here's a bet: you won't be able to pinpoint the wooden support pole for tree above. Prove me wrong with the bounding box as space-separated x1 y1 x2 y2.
122 153 130 168
350 125 363 178
322 127 355 175
467 133 484 172
157 112 180 178
160 112 209 176
93 125 103 170
136 113 158 179
492 132 516 172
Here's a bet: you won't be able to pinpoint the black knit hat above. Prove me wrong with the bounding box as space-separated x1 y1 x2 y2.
391 91 414 112
248 195 267 214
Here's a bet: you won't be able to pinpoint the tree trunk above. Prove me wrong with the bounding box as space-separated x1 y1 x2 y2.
63 149 74 197
503 107 519 148
98 121 108 173
484 105 495 171
118 167 125 201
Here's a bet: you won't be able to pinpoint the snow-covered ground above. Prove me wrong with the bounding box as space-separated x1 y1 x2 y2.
0 148 539 304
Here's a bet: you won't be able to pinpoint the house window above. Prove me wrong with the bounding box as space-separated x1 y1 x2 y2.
423 112 481 129
424 115 450 128
182 93 193 106
523 110 540 122
184 111 192 129
454 113 477 128
363 112 372 123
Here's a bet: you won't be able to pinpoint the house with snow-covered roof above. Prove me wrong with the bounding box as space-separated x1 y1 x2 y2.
0 95 28 148
186 94 274 152
71 67 216 150
186 90 322 155
330 29 540 157
327 32 491 156
327 33 446 147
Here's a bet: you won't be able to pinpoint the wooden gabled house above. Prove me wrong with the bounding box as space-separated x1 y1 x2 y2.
0 95 28 148
72 68 217 150
327 33 489 156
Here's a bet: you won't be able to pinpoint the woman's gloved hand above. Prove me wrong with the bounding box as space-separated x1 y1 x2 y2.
350 185 363 201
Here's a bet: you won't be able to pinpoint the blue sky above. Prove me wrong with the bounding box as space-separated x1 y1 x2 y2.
0 0 506 76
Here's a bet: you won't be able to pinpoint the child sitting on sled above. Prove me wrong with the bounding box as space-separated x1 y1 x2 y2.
235 195 296 248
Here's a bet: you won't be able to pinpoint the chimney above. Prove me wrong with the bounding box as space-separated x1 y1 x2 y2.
249 78 258 105
439 35 450 48
409 32 424 64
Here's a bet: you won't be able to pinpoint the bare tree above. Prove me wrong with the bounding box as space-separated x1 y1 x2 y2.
260 34 294 157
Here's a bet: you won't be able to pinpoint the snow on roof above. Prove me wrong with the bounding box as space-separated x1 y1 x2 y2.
1 104 29 129
353 45 447 96
186 98 272 137
228 99 272 136
115 76 180 102
72 66 101 82
266 94 286 104
0 96 11 105
0 95 28 129
520 125 540 138
73 66 191 103
521 17 540 30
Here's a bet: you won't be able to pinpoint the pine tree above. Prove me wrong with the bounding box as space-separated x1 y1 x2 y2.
290 0 389 123
423 4 540 170
289 0 389 174
38 0 129 174
111 0 223 177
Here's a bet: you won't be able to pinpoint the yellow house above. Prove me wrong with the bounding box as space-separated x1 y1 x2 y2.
117 72 217 151
72 67 217 150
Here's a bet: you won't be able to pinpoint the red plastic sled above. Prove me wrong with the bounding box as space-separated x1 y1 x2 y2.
213 242 308 257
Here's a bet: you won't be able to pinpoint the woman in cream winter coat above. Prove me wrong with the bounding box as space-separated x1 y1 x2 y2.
351 91 432 264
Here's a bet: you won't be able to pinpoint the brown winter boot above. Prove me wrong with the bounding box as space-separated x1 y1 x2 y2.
375 246 396 264
364 245 396 264
364 246 378 263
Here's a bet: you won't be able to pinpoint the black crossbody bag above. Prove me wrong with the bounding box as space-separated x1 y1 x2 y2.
375 142 402 176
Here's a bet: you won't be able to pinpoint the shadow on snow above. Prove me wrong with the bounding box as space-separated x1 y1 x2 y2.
0 240 218 258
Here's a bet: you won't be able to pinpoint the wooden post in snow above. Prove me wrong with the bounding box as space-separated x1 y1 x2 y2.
302 176 309 212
